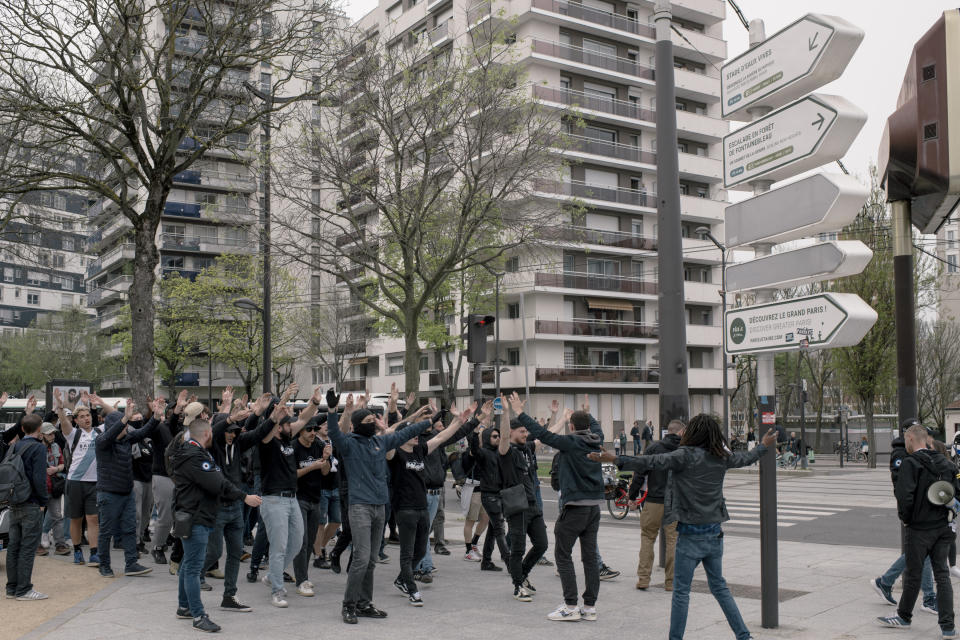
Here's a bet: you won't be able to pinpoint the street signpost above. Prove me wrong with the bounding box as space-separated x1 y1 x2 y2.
725 173 870 248
493 396 503 415
725 240 873 292
722 13 864 119
725 293 878 355
723 94 866 189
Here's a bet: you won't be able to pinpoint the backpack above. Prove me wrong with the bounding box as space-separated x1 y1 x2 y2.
549 451 562 491
0 440 42 507
63 426 103 474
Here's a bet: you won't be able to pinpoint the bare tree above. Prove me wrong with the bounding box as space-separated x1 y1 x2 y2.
0 0 340 404
917 317 960 434
294 291 361 391
273 15 569 398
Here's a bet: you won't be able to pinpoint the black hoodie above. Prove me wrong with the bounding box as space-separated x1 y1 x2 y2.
895 448 959 530
629 432 681 503
468 427 503 494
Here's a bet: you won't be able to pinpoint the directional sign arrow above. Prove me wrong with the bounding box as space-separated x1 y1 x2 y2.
723 94 866 189
725 293 878 355
722 13 864 120
725 173 870 248
725 240 873 292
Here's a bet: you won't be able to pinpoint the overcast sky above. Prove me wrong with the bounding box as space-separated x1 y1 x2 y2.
342 0 949 184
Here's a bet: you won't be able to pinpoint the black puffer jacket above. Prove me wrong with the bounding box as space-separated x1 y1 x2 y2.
895 448 959 530
629 433 681 503
95 411 159 495
172 439 245 528
468 427 503 494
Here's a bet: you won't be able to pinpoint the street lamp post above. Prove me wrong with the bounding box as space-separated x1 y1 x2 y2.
696 226 729 439
233 297 267 394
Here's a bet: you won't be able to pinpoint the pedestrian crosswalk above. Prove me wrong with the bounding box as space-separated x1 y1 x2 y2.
724 499 849 528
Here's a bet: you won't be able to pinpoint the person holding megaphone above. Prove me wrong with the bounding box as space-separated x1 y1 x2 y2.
877 424 959 639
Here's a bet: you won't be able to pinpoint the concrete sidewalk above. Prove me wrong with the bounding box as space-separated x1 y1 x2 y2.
13 509 943 640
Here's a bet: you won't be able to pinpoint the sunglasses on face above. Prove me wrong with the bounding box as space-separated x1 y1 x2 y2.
490 434 500 439
303 427 317 433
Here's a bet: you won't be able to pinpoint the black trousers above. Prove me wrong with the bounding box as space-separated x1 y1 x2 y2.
396 508 430 594
331 490 352 560
899 525 954 631
554 504 600 607
480 493 509 564
506 508 549 586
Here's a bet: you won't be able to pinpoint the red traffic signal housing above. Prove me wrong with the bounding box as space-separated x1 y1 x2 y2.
878 9 960 233
465 314 495 363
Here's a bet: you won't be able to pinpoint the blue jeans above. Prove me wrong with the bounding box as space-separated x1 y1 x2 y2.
416 492 440 573
5 503 43 597
96 491 138 570
319 489 342 524
882 552 937 607
202 502 244 597
260 495 304 594
179 524 212 618
671 524 750 640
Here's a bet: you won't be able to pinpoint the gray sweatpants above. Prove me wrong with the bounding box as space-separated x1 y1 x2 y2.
152 475 175 548
134 480 153 544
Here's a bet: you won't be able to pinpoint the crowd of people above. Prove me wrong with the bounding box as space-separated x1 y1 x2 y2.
12 383 960 638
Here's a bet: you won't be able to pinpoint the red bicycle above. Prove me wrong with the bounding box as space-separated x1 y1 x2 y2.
602 464 647 519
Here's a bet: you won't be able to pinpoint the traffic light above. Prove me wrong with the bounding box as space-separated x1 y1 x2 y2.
465 314 495 363
878 9 960 233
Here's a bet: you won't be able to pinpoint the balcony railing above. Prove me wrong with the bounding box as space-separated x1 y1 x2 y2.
162 268 200 281
535 271 657 295
532 40 655 80
342 378 366 391
468 367 496 385
543 225 658 250
467 1 491 24
536 366 659 383
335 230 366 247
88 276 133 306
161 234 202 251
534 85 656 123
164 201 203 218
567 134 657 164
536 318 658 339
534 179 654 207
87 243 135 277
428 21 449 44
531 0 655 37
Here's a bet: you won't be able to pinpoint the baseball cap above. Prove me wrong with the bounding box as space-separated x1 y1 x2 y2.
40 422 57 435
183 402 206 427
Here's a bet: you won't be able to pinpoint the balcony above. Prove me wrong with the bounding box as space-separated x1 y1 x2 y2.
468 367 496 385
87 276 133 307
675 108 729 140
534 179 654 208
531 40 654 82
93 308 125 332
162 268 200 281
342 378 366 391
536 366 659 384
335 230 366 247
680 194 726 221
530 0 655 39
164 201 203 218
534 85 656 125
542 225 657 251
671 27 726 61
535 271 657 295
536 318 658 339
174 36 207 54
467 0 491 25
87 243 135 278
675 68 722 102
678 151 723 181
684 280 721 304
428 21 449 45
92 216 133 249
567 134 656 165
685 322 722 346
173 169 256 193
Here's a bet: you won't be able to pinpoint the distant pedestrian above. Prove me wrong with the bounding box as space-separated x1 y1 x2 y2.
618 431 627 457
593 415 776 640
630 421 642 455
613 433 622 456
642 420 654 452
4 413 49 600
746 429 756 451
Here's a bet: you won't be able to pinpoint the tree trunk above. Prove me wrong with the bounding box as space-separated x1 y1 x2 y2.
128 213 160 409
403 310 421 401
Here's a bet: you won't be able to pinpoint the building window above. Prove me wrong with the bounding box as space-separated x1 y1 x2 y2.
388 357 404 375
53 254 65 269
61 293 73 308
419 354 429 371
507 302 520 319
505 256 520 272
63 238 75 251
507 348 520 366
27 291 40 305
949 255 958 274
949 230 956 249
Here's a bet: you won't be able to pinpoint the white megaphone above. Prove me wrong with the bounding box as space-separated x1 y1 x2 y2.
927 480 960 521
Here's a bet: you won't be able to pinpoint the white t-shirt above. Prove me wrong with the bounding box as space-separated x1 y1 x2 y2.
66 428 100 483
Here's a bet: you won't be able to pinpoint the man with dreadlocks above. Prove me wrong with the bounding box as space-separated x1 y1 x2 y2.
591 414 776 640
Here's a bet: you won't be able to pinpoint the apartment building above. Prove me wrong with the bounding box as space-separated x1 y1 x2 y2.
936 218 960 322
0 189 92 334
311 0 731 440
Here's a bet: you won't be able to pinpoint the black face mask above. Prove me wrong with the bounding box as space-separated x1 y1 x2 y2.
354 420 377 438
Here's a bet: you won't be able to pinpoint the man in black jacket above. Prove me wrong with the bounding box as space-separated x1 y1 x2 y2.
630 419 683 591
4 413 49 600
151 390 191 566
878 424 958 637
467 423 510 571
172 419 261 633
92 395 161 578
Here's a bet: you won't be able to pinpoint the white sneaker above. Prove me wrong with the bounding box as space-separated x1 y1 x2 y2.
951 566 960 579
547 604 581 621
514 585 533 602
464 548 482 562
261 574 271 587
297 581 314 597
271 593 288 608
15 590 49 601
580 606 597 621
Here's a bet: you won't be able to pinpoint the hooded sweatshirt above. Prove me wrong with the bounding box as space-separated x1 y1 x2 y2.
516 412 604 508
95 411 160 495
468 427 504 494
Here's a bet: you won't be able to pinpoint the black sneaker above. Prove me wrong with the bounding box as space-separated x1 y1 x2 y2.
434 543 450 556
176 607 193 619
342 604 358 624
408 591 424 607
137 542 147 554
243 534 254 547
413 571 433 584
386 534 400 545
125 563 152 577
330 553 342 574
356 603 388 618
220 595 252 612
599 565 620 580
200 581 213 592
394 576 410 595
99 566 115 578
377 552 390 564
245 568 259 583
522 577 537 593
193 614 221 633
152 548 167 564
316 556 331 570
283 571 295 583
537 556 554 567
480 561 503 572
143 528 151 543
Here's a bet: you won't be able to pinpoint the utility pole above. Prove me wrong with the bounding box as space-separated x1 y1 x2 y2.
653 0 689 430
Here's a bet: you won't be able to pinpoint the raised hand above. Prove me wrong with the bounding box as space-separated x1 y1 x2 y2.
405 392 416 407
231 408 252 424
175 389 189 413
550 399 560 415
218 386 234 413
310 385 323 405
25 394 37 415
151 397 168 417
507 391 525 416
480 399 493 420
188 394 198 404
52 389 62 410
761 428 777 448
343 393 355 414
269 403 289 423
281 382 299 402
581 394 590 414
124 399 136 420
0 391 7 408
326 388 340 411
